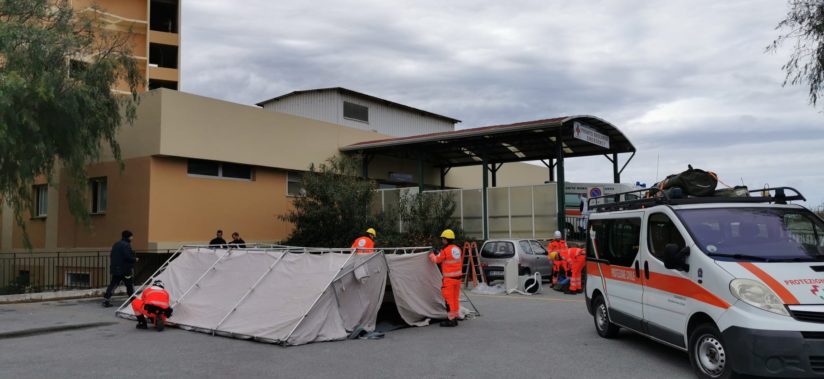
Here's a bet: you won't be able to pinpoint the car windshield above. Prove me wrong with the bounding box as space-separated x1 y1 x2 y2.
481 241 515 259
677 207 824 262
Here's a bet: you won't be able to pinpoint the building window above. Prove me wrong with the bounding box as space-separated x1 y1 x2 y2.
34 185 48 218
149 43 178 69
343 101 369 123
287 171 304 196
187 159 253 180
150 0 179 33
90 177 108 214
65 272 90 288
148 79 178 90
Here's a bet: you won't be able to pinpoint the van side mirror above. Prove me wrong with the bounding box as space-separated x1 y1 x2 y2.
663 243 690 272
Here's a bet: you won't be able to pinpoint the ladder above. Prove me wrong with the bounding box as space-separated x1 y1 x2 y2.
462 241 485 288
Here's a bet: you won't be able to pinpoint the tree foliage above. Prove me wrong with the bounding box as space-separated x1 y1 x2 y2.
280 155 377 248
769 0 824 108
0 0 141 247
280 155 463 249
378 191 463 247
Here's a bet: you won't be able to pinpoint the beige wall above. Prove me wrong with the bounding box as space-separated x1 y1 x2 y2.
147 156 295 249
446 162 552 189
56 157 152 251
74 0 148 21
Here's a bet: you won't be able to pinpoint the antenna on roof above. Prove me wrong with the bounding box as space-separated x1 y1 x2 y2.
655 153 660 182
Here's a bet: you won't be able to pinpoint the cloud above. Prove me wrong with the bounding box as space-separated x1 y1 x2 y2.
179 0 824 207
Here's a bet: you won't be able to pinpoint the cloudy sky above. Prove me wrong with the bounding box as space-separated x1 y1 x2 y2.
179 0 824 208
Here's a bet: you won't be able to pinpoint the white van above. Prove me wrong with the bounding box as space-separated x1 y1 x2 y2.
584 187 824 378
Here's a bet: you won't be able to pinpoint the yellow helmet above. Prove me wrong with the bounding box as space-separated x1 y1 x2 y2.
440 229 456 240
549 251 559 260
366 228 377 237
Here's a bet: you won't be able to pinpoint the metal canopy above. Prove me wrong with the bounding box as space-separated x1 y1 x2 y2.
341 115 636 240
340 115 635 167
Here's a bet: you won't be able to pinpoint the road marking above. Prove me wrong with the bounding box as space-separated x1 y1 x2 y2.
469 294 584 303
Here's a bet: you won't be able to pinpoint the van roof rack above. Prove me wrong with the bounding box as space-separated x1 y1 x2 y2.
587 186 806 213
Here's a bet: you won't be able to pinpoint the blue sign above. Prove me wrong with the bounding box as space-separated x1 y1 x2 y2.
589 187 603 198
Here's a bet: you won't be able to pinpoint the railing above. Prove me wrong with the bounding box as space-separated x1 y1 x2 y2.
0 250 176 295
564 215 588 242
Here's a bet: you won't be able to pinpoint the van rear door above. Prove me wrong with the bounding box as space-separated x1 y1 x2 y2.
590 217 644 331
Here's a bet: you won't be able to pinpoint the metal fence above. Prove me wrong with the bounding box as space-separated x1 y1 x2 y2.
374 184 559 240
0 250 175 295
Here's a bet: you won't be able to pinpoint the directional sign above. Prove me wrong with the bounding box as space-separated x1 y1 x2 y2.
573 121 610 149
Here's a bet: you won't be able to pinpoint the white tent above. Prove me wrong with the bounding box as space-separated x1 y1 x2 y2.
116 246 475 346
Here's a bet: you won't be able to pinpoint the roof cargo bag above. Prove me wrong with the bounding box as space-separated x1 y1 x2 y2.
657 165 718 197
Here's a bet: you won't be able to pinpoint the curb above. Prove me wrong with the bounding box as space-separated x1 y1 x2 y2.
0 288 127 304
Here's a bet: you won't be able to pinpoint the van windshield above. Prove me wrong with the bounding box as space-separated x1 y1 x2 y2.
677 208 824 262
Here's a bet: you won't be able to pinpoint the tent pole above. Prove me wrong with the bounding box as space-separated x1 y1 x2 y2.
115 244 186 318
282 251 357 345
460 288 481 317
170 247 235 309
213 250 289 331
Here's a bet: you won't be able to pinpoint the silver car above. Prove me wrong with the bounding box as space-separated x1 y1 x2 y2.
479 239 552 283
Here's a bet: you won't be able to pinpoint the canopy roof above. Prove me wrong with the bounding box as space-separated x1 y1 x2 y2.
341 115 635 167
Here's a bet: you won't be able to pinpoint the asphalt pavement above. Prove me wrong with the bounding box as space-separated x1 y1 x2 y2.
0 289 694 379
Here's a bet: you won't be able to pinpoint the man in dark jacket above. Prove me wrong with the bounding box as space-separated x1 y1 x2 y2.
103 230 137 308
228 232 246 248
209 229 226 248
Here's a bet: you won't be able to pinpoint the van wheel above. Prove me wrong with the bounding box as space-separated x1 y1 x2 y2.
689 323 736 379
592 295 619 338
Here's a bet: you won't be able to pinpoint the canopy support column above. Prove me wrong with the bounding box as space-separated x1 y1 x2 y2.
482 159 489 240
612 153 620 183
540 159 556 182
417 153 425 193
556 133 566 239
440 167 452 190
361 153 373 178
490 163 503 187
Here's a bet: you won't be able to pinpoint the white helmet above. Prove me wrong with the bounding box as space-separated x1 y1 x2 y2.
553 230 562 239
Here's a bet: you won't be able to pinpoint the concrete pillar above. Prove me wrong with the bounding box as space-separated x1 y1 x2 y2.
44 184 60 249
1 200 13 251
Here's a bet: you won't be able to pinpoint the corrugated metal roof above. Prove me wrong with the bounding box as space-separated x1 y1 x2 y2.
340 115 635 167
255 87 461 124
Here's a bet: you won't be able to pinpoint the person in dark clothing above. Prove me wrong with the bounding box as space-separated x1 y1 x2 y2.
228 232 246 248
103 230 137 308
209 229 226 247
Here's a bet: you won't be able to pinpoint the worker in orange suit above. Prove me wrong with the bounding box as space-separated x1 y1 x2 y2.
547 230 568 286
566 247 586 294
131 280 173 331
429 229 463 327
351 228 377 254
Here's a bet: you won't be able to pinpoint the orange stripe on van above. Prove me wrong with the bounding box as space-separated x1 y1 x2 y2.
644 272 730 309
598 264 730 309
586 261 601 277
739 262 799 305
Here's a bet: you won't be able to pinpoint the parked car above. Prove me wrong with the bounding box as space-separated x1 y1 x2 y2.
479 239 552 283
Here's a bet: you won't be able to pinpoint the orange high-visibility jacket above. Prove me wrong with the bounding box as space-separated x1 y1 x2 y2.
142 286 170 309
351 236 375 254
547 239 568 259
433 244 463 278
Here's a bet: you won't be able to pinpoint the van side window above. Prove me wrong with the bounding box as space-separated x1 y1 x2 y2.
589 218 641 267
648 213 686 260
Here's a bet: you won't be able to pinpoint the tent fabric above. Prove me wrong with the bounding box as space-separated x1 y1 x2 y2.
117 247 462 346
384 253 448 326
